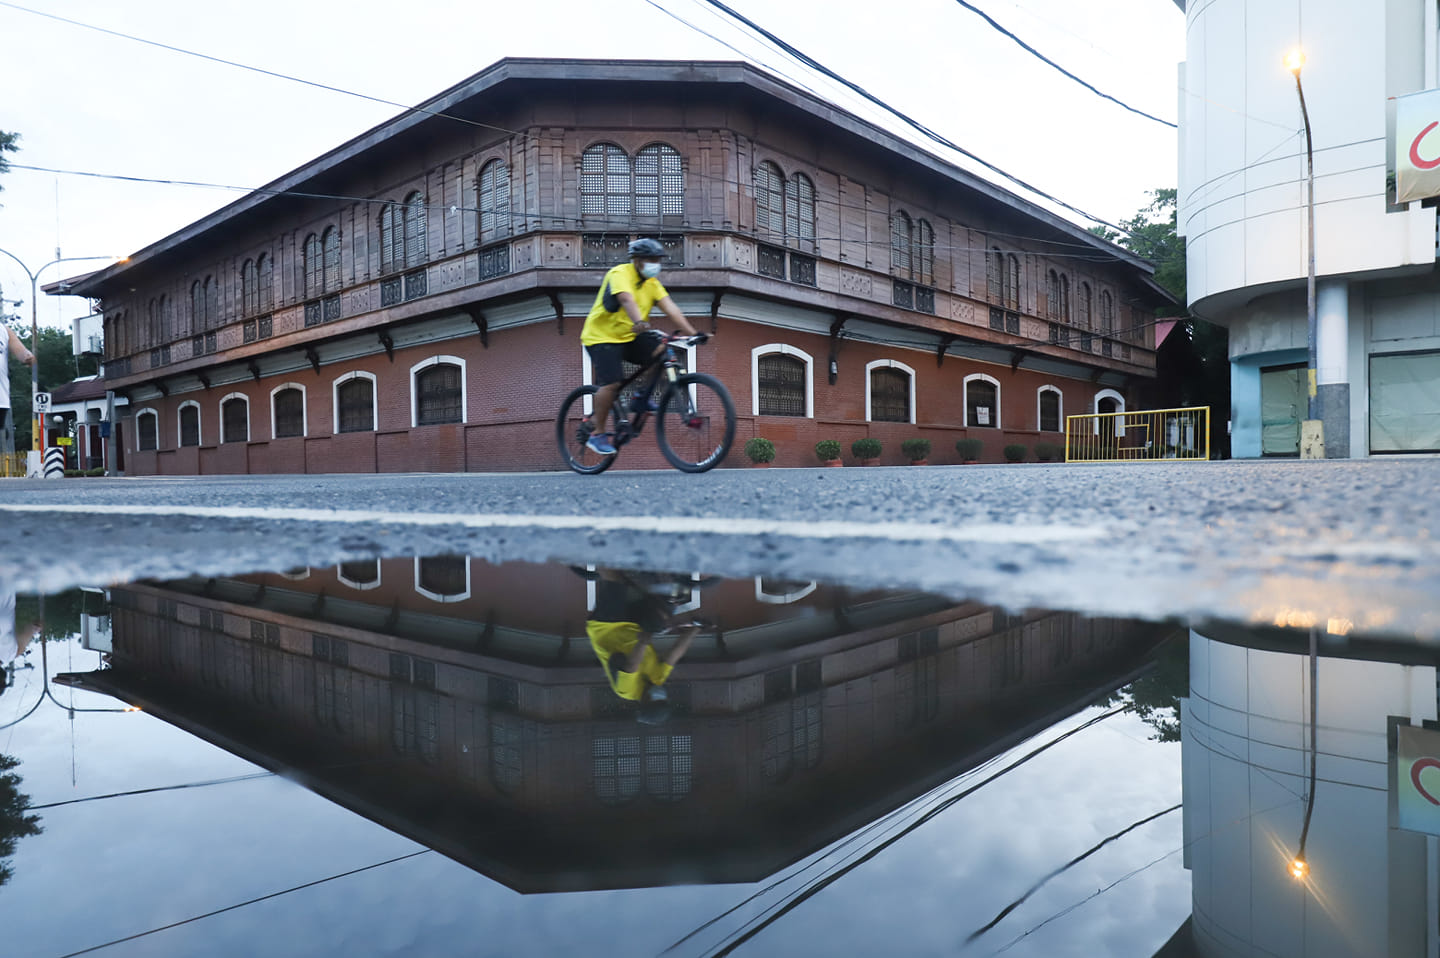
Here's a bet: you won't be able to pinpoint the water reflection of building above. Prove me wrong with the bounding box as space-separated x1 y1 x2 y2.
1180 625 1440 957
64 560 1175 892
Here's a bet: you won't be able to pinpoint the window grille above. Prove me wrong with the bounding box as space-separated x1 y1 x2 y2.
137 412 158 451
789 252 817 286
755 161 785 236
581 143 632 219
304 302 322 328
871 367 910 422
967 380 997 428
1080 332 1094 352
418 555 467 595
757 243 786 279
582 233 629 268
380 276 402 307
416 364 462 425
478 159 510 238
634 144 684 218
180 405 200 447
322 294 341 322
593 735 643 805
892 279 914 309
222 398 248 443
273 388 304 438
479 243 510 280
915 286 936 314
757 353 806 416
258 316 272 339
1040 390 1060 431
990 307 1005 331
242 320 256 344
206 332 216 355
403 268 427 301
258 254 273 312
658 233 685 267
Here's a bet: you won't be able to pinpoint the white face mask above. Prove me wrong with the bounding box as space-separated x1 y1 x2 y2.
638 262 662 280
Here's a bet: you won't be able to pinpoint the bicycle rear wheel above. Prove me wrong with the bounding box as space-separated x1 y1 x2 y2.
655 373 736 473
556 384 620 475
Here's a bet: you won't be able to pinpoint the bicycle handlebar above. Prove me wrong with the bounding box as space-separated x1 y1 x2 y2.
664 332 710 346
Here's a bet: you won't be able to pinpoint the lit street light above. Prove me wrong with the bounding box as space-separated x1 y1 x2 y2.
1286 48 1322 457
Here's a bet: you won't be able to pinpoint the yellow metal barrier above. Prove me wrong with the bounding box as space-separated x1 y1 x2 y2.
1 452 28 478
1065 406 1210 462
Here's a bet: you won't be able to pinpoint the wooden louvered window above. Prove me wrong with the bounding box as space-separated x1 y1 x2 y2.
222 397 249 444
757 353 806 417
179 404 201 447
337 377 375 433
273 388 304 438
634 144 683 219
914 219 934 286
891 211 913 278
755 161 785 237
257 254 273 312
203 276 218 329
322 226 342 292
785 173 816 250
1005 255 1021 310
379 205 401 274
1077 282 1093 330
1099 290 1115 335
581 144 631 219
402 193 426 269
304 234 323 297
416 364 462 425
988 248 1004 304
870 367 910 422
241 259 259 316
478 160 510 238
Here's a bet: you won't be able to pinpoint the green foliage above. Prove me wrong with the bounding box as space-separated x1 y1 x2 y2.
1105 633 1189 742
0 754 43 886
0 130 18 192
743 436 775 463
814 439 841 461
901 437 931 461
1034 441 1062 462
14 589 89 643
5 323 97 451
1002 443 1028 463
851 437 882 460
955 437 984 461
1109 188 1184 310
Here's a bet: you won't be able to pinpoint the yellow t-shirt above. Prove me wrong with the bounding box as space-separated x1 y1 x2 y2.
588 620 675 701
580 263 670 346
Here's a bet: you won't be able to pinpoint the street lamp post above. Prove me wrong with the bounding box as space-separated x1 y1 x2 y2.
0 248 120 470
1286 49 1323 457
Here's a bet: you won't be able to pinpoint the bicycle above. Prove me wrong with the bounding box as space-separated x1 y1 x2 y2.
556 332 736 474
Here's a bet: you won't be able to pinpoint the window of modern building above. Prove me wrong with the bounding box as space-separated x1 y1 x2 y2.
413 359 464 426
753 346 811 417
580 143 632 218
785 173 816 250
272 385 305 439
866 360 915 423
221 395 249 444
965 375 999 428
634 143 683 219
179 402 201 447
304 233 322 297
754 160 786 237
1038 386 1062 432
334 373 376 433
136 409 158 451
323 225 342 291
477 159 510 239
1370 351 1440 453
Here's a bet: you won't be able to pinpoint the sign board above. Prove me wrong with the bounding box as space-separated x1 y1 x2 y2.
33 392 51 412
1394 88 1440 203
977 407 991 426
56 437 73 447
1394 723 1440 836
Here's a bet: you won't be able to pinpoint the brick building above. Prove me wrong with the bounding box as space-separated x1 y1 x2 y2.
68 59 1173 474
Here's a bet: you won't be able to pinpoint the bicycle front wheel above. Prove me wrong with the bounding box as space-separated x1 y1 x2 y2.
556 384 619 475
655 373 736 473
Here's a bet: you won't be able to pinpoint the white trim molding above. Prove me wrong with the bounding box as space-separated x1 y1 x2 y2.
332 370 378 433
755 577 818 604
133 406 161 451
864 358 917 424
218 392 250 444
269 382 308 439
751 343 813 418
336 559 382 591
177 399 203 447
409 355 468 428
963 373 1001 429
1036 385 1063 432
1094 388 1126 437
414 555 472 603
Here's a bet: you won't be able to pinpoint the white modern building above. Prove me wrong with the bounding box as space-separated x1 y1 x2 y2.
1177 0 1440 457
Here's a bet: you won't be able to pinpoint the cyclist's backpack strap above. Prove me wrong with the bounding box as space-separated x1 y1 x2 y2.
602 278 620 314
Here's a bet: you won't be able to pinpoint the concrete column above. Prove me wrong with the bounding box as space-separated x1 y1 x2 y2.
1316 279 1351 457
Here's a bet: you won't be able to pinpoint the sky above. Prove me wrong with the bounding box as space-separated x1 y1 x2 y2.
0 0 1186 334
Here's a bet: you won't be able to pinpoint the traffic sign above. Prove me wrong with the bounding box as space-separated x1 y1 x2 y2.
56 437 73 446
34 392 51 412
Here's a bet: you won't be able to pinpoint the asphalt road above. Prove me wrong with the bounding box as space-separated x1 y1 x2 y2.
2 458 1438 641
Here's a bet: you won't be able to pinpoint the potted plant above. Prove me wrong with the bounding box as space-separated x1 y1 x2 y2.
1003 443 1028 463
815 439 843 467
1034 441 1062 463
851 437 882 465
744 437 776 467
955 437 984 463
901 437 931 465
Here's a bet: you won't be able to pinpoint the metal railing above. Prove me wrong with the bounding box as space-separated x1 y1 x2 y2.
1 452 29 477
1065 406 1210 462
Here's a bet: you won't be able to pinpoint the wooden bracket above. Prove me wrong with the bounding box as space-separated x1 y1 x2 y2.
1010 350 1025 373
548 292 565 336
378 329 395 361
709 290 723 335
305 346 321 375
465 306 488 348
936 335 956 368
248 360 262 383
196 372 210 391
828 315 848 385
155 380 169 398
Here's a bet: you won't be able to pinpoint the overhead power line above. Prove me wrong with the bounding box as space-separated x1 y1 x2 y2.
950 0 1176 128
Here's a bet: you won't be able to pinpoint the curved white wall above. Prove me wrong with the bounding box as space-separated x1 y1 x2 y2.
1179 0 1436 317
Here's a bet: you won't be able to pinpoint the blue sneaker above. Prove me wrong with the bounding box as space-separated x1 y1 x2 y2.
585 433 617 456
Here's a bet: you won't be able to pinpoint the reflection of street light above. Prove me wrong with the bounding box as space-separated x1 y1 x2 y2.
1286 49 1321 452
0 248 126 461
1290 856 1308 880
1290 625 1320 881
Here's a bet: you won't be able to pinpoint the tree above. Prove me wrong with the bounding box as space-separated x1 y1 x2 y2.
0 753 43 886
6 322 98 451
0 130 18 192
1104 633 1188 743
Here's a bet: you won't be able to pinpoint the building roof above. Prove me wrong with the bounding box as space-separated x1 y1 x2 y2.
65 58 1164 299
49 375 109 404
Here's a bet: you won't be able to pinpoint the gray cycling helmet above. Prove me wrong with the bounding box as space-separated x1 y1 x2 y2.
627 237 666 258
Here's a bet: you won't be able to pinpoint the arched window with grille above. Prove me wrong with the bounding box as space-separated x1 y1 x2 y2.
304 233 322 298
785 173 816 249
1038 386 1062 432
754 160 785 237
178 402 201 447
136 409 159 451
334 372 376 433
1099 290 1115 335
477 159 510 239
891 210 913 278
220 394 249 444
965 374 1000 429
271 385 305 439
402 193 426 270
752 345 811 417
634 143 683 220
323 226 342 291
581 143 632 219
1077 281 1093 330
866 360 915 423
411 357 465 426
416 555 469 601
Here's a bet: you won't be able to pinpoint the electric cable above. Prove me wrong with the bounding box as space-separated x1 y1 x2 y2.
28 771 275 810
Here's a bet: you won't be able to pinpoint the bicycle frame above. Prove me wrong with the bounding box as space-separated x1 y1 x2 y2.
607 336 695 447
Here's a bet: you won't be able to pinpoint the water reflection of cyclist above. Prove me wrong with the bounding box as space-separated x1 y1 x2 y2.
587 569 699 724
579 237 706 457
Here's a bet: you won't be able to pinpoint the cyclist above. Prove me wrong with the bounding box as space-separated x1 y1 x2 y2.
580 237 706 456
587 568 699 724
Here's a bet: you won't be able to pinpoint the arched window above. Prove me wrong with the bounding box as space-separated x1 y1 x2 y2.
411 357 465 426
1099 290 1115 335
304 233 323 297
415 555 470 602
271 385 305 439
1047 270 1062 321
178 402 201 447
241 259 259 316
402 193 426 270
257 254 273 312
1077 282 1093 330
334 372 376 433
866 360 915 423
754 161 785 236
145 299 158 347
379 204 401 274
752 345 811 417
323 226 342 290
965 374 1000 429
1005 254 1021 309
891 210 913 278
135 409 159 452
161 295 175 340
1038 386 1062 432
581 143 632 219
988 247 1004 304
634 143 683 219
914 219 934 286
477 159 510 239
337 560 381 590
785 173 816 249
203 275 218 330
220 394 249 444
891 212 934 285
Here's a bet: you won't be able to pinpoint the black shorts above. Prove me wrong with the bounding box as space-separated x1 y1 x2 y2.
586 331 665 387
